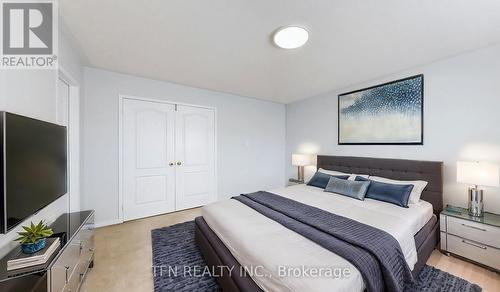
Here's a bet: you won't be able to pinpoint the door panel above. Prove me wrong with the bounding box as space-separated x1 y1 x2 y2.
184 114 209 165
123 99 175 221
175 105 216 210
136 110 168 168
135 175 167 204
183 171 210 195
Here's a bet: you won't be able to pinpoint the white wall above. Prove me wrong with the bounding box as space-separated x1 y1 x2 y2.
286 44 500 213
0 28 84 256
82 67 286 226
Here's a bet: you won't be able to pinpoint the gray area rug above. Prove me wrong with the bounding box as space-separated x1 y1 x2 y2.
151 221 482 292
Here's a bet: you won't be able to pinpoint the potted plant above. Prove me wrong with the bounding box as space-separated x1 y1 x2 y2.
15 221 54 254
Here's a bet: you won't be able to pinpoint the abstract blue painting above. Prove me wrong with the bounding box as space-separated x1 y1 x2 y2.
338 75 423 144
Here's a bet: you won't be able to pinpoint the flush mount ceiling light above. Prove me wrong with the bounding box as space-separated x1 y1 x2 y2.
273 26 309 49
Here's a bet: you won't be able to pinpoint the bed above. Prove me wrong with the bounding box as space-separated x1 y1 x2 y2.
195 155 443 292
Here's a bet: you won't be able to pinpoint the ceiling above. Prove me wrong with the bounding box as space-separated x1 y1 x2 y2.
60 0 500 103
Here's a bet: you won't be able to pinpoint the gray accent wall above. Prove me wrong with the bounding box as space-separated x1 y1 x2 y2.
286 44 500 213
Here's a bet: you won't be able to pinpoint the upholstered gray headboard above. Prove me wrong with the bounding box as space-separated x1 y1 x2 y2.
317 155 443 215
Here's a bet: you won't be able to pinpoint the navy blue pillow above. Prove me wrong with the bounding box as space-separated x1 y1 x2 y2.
355 176 414 207
307 172 350 189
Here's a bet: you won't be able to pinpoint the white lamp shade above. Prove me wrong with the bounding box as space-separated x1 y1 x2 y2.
457 161 499 187
292 154 312 166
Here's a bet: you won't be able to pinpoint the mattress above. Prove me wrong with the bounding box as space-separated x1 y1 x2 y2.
202 184 434 292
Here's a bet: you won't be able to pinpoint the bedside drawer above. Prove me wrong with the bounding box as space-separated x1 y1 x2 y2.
447 216 500 248
440 231 447 250
447 234 500 270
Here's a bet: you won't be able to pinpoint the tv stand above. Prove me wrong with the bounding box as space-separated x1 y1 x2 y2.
0 210 95 292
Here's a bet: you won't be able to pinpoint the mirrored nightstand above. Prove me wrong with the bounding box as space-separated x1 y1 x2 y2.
288 178 304 186
440 205 500 271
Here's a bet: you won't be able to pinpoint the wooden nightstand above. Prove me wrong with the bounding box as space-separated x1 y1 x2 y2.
440 206 500 271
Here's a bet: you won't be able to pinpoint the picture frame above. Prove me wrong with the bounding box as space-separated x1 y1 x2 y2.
338 74 424 145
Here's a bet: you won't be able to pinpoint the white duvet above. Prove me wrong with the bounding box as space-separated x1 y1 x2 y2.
202 184 433 292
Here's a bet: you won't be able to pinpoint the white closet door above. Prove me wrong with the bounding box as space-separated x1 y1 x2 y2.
175 105 216 210
122 99 176 221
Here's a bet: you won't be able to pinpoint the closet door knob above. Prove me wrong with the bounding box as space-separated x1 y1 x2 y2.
169 162 174 166
176 162 182 166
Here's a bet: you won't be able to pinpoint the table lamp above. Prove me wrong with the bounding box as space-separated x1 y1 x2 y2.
457 161 499 217
291 154 312 183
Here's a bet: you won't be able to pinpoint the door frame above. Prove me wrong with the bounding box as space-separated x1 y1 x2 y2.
57 67 81 213
118 94 218 223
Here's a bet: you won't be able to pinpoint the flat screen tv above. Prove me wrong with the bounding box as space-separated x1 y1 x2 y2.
0 112 67 233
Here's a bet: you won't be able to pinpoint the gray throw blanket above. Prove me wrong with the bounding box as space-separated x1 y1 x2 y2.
232 191 414 292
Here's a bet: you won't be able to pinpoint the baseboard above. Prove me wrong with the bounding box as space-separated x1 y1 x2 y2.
94 218 122 228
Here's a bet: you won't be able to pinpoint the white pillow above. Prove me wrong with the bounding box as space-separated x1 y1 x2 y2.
318 168 369 181
369 176 428 204
318 168 350 176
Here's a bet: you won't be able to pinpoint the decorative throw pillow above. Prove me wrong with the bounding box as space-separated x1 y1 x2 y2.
368 176 428 205
355 176 414 207
307 172 350 189
324 177 371 200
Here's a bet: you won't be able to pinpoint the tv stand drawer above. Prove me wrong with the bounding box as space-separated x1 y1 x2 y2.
50 211 95 292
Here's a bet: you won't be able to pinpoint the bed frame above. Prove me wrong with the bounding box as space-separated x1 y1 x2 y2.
195 155 443 291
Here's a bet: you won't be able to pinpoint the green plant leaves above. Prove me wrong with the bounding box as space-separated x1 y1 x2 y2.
15 220 54 244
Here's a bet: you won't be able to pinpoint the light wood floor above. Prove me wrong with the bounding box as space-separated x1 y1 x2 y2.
81 208 500 292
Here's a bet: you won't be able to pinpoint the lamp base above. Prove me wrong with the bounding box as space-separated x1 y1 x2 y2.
468 187 484 217
296 166 305 182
